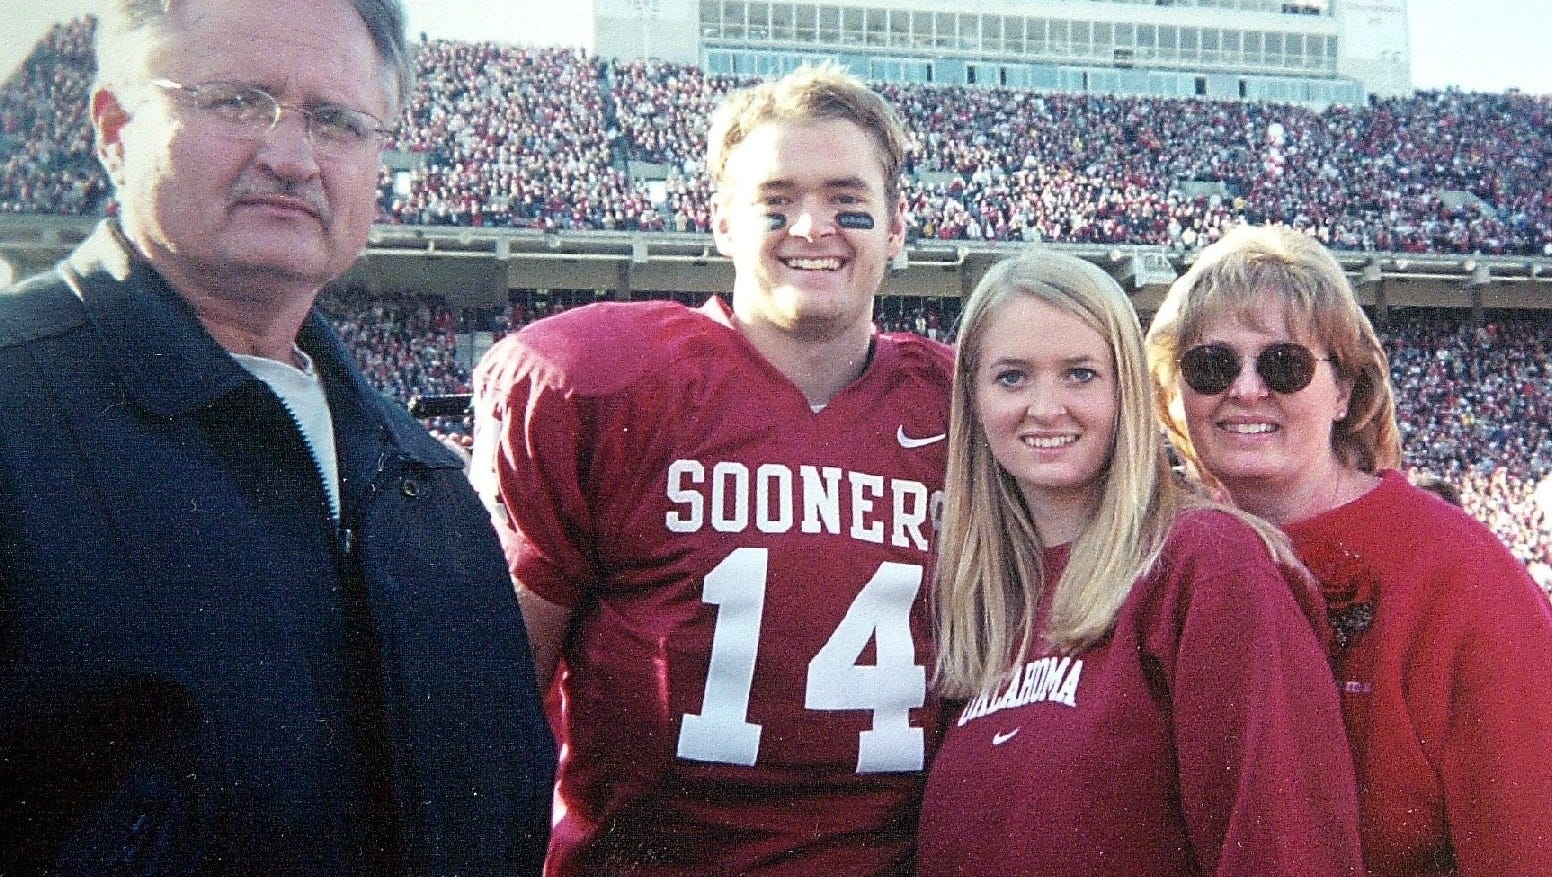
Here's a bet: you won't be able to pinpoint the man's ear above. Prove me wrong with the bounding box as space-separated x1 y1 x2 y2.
710 195 734 258
886 197 907 259
91 87 131 186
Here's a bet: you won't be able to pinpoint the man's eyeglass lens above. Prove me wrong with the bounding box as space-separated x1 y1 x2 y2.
151 80 386 150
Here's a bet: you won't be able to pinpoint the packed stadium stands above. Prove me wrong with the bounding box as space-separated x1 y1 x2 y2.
3 18 1549 587
0 18 103 216
6 22 1550 255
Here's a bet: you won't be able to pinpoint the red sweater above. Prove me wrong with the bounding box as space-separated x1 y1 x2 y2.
918 509 1362 877
1285 470 1552 877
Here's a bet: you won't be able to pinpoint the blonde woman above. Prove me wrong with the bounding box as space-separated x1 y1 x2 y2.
1146 225 1552 877
917 250 1361 877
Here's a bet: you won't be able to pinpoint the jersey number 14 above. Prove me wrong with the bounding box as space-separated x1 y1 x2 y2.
676 547 926 773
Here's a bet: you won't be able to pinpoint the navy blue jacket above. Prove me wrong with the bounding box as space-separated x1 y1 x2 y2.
0 223 554 875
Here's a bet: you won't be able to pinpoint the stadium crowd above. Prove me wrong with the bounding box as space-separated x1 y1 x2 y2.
378 42 671 232
3 21 1549 585
5 22 1550 255
0 18 105 216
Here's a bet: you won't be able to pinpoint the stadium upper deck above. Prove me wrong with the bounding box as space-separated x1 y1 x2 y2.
695 0 1360 104
0 18 1546 307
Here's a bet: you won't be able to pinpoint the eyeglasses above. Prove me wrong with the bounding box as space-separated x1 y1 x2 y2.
1178 342 1332 395
149 79 392 153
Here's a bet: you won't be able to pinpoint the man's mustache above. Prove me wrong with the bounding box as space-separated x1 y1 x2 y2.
231 177 331 223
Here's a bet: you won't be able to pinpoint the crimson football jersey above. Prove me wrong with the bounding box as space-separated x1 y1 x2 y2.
472 297 952 876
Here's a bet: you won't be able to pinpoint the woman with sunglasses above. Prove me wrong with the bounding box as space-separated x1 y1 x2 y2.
1146 225 1552 877
918 249 1361 877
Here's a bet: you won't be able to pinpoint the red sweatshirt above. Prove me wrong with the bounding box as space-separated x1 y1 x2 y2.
919 508 1362 877
1286 470 1552 877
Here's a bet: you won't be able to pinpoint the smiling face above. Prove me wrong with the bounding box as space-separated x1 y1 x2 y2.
973 294 1118 541
713 116 903 342
1178 292 1354 513
93 0 390 300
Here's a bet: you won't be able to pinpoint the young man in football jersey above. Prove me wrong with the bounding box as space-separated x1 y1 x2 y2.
471 64 952 875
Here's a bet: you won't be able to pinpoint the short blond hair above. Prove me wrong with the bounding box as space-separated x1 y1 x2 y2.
705 63 908 207
1145 225 1401 493
94 0 414 111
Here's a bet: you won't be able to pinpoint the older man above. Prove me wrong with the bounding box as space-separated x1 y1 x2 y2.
0 1 553 874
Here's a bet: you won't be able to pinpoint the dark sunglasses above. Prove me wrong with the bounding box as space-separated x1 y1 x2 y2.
1178 342 1331 395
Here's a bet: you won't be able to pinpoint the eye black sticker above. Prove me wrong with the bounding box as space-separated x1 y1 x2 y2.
764 213 787 230
836 211 876 230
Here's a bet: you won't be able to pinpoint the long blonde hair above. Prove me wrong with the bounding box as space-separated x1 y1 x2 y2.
934 249 1296 697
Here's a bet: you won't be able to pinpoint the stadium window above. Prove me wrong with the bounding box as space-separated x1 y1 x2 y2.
794 4 816 41
1195 75 1207 95
1222 29 1241 63
1265 31 1283 66
986 15 1006 52
932 11 953 48
1200 28 1217 63
842 6 864 45
1094 21 1113 52
865 8 885 46
818 4 838 42
771 4 794 41
957 13 978 50
896 9 917 48
1071 19 1092 56
1025 18 1044 55
1180 26 1199 61
1049 19 1068 56
1303 39 1323 70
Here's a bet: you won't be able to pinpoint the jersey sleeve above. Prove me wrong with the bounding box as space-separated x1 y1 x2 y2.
1150 511 1364 877
471 333 599 609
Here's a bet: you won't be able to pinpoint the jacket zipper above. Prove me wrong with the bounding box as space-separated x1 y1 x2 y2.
273 394 351 554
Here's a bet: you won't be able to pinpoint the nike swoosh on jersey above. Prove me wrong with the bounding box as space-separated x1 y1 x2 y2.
897 426 947 449
992 728 1020 745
